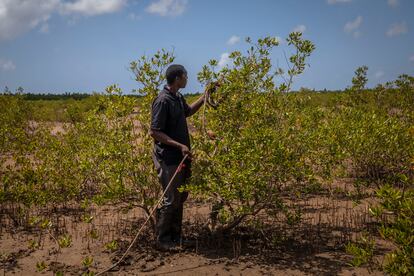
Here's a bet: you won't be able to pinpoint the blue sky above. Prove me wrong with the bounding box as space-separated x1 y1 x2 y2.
0 0 413 94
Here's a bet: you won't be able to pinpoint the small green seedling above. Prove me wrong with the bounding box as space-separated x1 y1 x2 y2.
36 261 47 272
82 256 94 267
105 240 118 252
58 234 72 248
28 239 40 250
82 214 94 223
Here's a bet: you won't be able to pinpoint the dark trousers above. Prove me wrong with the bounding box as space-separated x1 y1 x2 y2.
152 153 190 243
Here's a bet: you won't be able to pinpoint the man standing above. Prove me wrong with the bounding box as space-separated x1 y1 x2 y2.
149 64 209 250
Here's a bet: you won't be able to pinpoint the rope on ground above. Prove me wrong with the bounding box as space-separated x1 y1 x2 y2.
96 154 189 276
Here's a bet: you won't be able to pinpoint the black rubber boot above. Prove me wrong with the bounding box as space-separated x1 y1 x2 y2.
171 193 194 247
171 204 183 243
156 207 175 250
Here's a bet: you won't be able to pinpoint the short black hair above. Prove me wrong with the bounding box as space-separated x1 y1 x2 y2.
166 64 187 85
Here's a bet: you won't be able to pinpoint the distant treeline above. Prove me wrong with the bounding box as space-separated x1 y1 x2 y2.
22 93 93 101
0 91 204 101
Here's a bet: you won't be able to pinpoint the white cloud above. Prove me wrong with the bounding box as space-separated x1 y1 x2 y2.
128 12 142 20
39 23 49 33
409 55 414 62
386 22 408 37
327 0 352 4
145 0 187 17
344 16 362 32
227 35 240 46
353 31 362 38
61 0 127 16
0 0 59 41
344 16 362 38
375 71 384 79
0 0 128 42
0 59 16 71
388 0 399 7
293 24 306 33
218 53 231 68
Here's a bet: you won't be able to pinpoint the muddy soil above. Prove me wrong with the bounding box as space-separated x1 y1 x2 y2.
1 188 389 275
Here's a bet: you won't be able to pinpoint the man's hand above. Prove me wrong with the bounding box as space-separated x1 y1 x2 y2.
187 81 221 117
204 81 220 98
180 144 192 160
150 130 192 160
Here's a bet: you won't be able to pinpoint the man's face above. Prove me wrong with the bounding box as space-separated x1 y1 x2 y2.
177 72 188 88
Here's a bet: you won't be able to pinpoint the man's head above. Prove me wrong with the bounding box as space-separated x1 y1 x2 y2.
166 64 187 89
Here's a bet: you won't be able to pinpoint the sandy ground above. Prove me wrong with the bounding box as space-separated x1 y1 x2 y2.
1 191 388 276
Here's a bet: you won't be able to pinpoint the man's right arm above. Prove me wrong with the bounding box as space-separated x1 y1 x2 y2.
149 129 192 158
150 97 192 159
